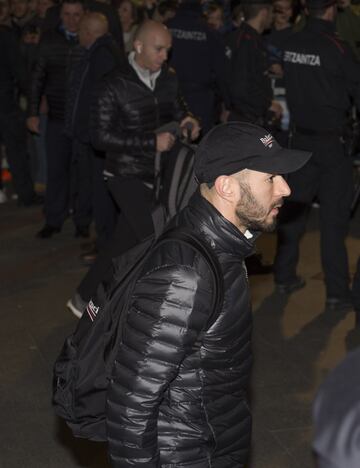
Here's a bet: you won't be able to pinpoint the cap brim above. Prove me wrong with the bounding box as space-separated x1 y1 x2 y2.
246 147 312 175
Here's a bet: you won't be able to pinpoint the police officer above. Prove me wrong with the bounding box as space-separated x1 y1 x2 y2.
166 0 230 134
273 0 360 311
226 0 282 126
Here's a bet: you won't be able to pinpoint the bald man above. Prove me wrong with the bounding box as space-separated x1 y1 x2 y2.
67 20 200 318
65 12 125 250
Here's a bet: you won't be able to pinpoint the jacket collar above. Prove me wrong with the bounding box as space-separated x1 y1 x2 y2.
86 33 113 54
116 59 168 92
181 190 257 259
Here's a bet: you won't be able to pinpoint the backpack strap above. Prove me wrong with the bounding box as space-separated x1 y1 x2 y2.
161 228 224 331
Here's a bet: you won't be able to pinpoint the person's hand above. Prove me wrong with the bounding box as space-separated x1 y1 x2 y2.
156 132 175 152
220 109 230 123
269 100 283 120
26 116 40 134
270 63 283 78
180 116 200 141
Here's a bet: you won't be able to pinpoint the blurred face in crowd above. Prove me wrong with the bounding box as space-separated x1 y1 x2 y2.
0 0 10 22
337 0 350 8
10 0 29 18
28 0 37 12
273 0 293 28
263 5 273 30
78 13 108 48
118 0 134 27
206 7 224 31
60 1 84 32
134 24 172 72
232 169 290 232
36 0 53 18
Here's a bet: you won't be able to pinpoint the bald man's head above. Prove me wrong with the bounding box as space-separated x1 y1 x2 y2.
133 20 172 72
79 12 108 48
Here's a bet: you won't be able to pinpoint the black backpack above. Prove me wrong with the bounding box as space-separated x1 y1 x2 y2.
160 140 198 220
52 227 224 441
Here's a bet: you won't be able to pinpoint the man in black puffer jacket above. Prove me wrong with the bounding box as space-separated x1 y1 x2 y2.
27 0 89 238
67 20 200 317
106 122 311 467
65 12 125 251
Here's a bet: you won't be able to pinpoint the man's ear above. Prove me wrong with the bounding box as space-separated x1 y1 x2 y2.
214 175 238 203
133 39 143 54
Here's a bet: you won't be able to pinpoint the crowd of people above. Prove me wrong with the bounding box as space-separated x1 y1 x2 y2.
2 0 359 310
1 0 360 464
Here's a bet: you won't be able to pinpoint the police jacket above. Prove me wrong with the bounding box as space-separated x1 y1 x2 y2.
283 17 360 132
91 62 188 184
0 25 28 113
227 22 273 122
107 191 254 468
28 25 83 121
65 34 125 143
166 2 230 107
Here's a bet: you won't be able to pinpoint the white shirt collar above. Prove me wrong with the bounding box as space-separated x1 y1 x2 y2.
128 51 161 91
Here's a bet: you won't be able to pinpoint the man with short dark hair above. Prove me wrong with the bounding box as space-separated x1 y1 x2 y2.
227 0 282 125
27 0 90 238
273 0 360 311
106 122 311 467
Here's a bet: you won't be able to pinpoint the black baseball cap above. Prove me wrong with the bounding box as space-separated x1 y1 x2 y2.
194 122 312 184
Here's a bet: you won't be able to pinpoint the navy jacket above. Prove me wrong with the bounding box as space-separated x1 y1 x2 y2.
283 18 360 132
227 22 273 122
166 2 230 108
28 26 83 121
65 34 125 143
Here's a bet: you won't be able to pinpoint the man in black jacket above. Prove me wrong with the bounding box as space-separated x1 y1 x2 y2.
27 0 90 238
67 20 199 317
227 0 282 125
273 0 360 311
106 122 311 467
166 0 231 134
65 12 125 251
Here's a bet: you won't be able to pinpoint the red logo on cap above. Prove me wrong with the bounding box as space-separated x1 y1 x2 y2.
260 134 274 148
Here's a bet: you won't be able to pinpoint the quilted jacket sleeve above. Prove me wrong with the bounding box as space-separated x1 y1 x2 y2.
90 79 156 155
106 262 212 468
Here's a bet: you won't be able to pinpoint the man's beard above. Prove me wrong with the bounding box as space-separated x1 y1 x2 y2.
236 182 281 233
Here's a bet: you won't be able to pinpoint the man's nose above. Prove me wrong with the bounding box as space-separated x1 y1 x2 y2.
276 175 291 197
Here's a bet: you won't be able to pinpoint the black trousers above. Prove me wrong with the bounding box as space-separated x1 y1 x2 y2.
77 177 154 302
0 109 35 204
45 120 91 228
72 139 116 247
274 133 353 299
